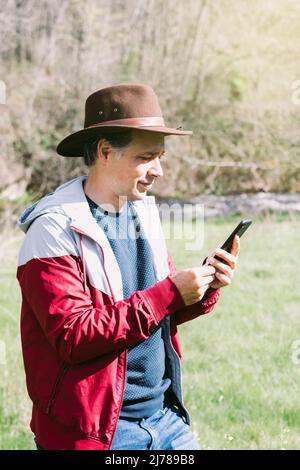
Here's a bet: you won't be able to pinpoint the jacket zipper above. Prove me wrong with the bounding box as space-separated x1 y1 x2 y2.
46 363 69 415
165 318 190 424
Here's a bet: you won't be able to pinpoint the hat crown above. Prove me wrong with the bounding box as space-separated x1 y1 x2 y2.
56 83 192 157
84 83 163 128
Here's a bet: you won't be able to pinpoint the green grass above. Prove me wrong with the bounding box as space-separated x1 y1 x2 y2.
0 212 300 449
166 212 300 449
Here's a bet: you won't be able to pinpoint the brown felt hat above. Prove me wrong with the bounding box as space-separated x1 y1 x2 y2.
56 83 192 157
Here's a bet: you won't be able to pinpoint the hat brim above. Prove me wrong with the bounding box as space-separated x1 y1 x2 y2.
56 124 193 157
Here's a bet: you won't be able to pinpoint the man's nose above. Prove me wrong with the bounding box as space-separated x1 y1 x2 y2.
148 157 164 178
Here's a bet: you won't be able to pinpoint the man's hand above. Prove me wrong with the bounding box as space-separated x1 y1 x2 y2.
170 265 217 306
204 235 240 289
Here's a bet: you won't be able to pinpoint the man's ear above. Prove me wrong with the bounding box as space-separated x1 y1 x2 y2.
97 139 111 162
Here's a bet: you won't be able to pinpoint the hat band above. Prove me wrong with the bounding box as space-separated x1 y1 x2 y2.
87 116 165 128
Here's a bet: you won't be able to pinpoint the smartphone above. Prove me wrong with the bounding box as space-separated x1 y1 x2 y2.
214 219 252 262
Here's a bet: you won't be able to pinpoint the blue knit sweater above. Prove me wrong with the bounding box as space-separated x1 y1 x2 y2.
86 195 171 419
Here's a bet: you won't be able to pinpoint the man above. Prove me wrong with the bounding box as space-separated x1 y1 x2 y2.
16 83 239 450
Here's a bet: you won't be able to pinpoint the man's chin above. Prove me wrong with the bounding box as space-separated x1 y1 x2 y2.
119 185 149 203
132 184 149 199
118 193 141 205
129 190 147 201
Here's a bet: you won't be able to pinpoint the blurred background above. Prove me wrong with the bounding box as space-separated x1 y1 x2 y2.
0 0 299 450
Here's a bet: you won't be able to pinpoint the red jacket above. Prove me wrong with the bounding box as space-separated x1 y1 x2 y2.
16 176 220 450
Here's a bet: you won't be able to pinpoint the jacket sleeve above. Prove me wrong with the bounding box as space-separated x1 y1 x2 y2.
166 250 221 326
17 215 186 365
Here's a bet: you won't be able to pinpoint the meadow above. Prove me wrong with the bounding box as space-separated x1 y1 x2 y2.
0 212 299 449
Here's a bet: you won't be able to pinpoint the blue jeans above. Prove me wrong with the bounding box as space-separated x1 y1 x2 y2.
35 404 201 450
110 404 201 450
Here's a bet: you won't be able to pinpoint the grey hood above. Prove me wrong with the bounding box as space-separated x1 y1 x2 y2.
18 176 89 234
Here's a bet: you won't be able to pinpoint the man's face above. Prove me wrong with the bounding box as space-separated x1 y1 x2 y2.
106 130 165 202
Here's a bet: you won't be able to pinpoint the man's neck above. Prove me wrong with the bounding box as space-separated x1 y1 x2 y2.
83 174 125 213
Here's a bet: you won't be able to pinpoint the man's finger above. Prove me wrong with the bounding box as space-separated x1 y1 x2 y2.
201 265 217 276
215 271 231 285
231 235 240 257
214 248 237 265
194 265 216 276
201 275 215 286
207 257 234 276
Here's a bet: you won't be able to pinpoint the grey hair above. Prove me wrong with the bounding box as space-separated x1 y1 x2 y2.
83 130 133 167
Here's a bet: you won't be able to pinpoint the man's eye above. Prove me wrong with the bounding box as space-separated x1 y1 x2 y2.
139 154 165 160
